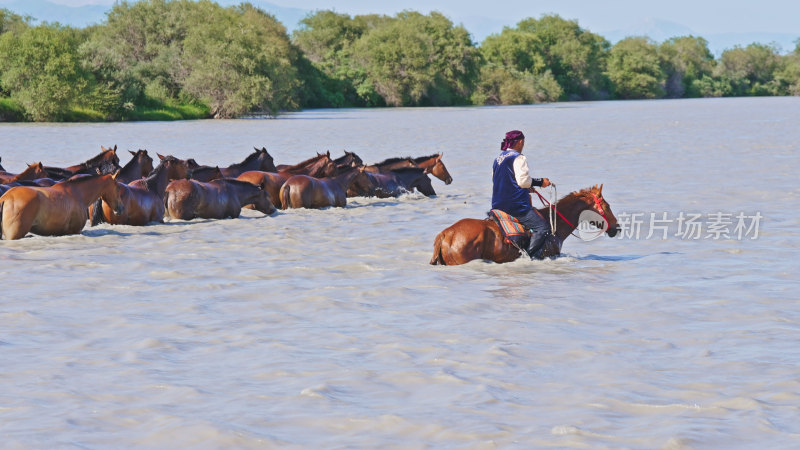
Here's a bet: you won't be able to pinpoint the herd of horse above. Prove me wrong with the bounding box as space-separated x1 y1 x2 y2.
0 145 620 264
0 146 452 237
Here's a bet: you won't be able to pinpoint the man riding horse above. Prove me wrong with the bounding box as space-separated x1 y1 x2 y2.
492 130 552 259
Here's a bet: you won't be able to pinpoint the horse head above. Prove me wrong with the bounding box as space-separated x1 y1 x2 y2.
544 184 620 240
255 147 276 172
423 153 452 185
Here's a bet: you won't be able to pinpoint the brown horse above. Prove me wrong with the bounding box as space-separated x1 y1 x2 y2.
236 170 287 207
347 167 436 198
165 178 276 220
91 161 173 226
430 185 621 265
0 162 49 184
279 166 369 209
0 173 122 240
276 152 338 178
413 154 453 185
117 149 154 184
366 156 417 173
44 145 121 180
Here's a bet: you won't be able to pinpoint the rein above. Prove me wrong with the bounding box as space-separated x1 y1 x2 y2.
533 187 608 238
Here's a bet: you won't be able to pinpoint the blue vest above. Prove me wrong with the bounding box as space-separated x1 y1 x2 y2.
492 150 532 217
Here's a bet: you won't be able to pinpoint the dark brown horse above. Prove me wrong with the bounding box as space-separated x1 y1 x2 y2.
117 149 154 184
347 167 436 198
188 166 224 182
155 154 192 180
412 153 452 185
165 178 276 220
430 185 620 265
0 173 122 240
279 166 369 209
91 161 173 226
333 151 363 169
44 145 121 180
219 147 276 177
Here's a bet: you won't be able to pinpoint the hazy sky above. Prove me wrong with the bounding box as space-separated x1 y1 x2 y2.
44 0 800 35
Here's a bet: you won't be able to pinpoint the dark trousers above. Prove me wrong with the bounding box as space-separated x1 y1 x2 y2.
515 208 551 256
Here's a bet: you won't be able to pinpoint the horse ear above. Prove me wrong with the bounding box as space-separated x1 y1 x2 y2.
599 184 603 194
157 153 165 160
326 150 330 157
129 150 136 156
112 145 117 153
112 169 120 180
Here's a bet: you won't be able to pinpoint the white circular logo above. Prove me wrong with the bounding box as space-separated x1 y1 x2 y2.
577 210 608 241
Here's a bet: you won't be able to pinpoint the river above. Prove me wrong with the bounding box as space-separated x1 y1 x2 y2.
1 97 798 447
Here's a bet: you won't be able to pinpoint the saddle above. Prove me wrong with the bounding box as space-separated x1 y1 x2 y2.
487 209 530 251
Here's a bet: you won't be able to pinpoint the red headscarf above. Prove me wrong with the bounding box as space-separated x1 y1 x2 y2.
501 130 525 150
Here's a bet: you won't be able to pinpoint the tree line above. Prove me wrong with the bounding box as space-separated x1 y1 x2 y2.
1 1 799 122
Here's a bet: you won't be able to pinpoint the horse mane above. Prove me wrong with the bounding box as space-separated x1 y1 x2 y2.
282 153 330 172
64 173 103 183
236 149 263 165
411 154 440 164
215 178 262 189
374 156 414 166
558 185 602 203
84 147 117 166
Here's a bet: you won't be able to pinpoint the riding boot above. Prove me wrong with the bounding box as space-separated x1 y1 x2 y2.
526 230 551 260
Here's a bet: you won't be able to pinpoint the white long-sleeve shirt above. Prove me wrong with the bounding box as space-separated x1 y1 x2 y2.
512 153 533 188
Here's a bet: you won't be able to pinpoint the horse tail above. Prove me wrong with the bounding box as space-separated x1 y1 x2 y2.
430 231 445 265
279 184 290 209
90 198 105 226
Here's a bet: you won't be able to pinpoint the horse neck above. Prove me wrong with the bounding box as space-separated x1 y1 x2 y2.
392 168 425 185
62 175 114 205
332 169 361 189
145 164 170 197
223 179 260 202
118 158 144 183
537 194 592 242
10 166 43 182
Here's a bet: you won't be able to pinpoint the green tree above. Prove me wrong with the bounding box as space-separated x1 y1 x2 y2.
0 8 29 35
715 43 782 96
0 24 90 121
607 37 665 99
774 41 800 96
471 65 561 105
292 11 375 107
658 36 715 97
351 11 480 106
480 15 610 100
182 3 301 117
80 0 194 107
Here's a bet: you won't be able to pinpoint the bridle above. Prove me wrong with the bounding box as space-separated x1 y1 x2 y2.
533 187 609 238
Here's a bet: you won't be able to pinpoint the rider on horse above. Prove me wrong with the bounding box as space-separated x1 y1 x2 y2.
492 130 552 259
